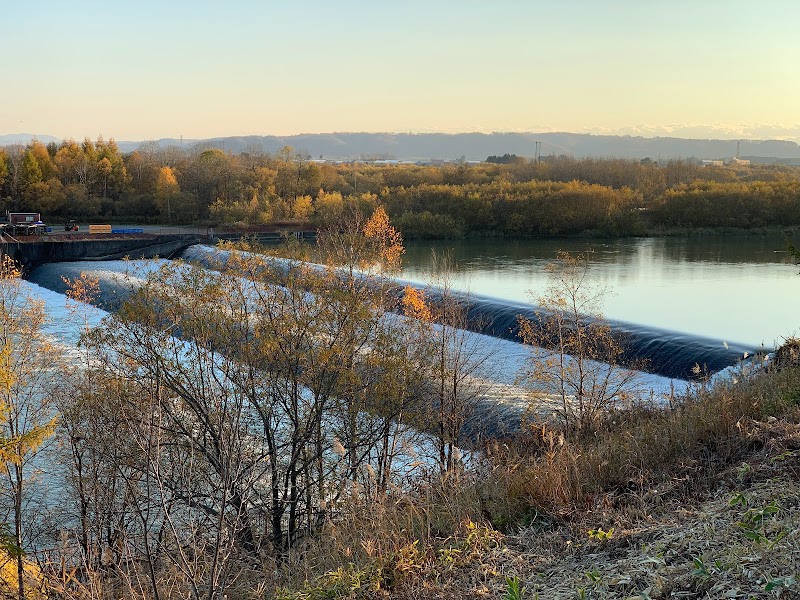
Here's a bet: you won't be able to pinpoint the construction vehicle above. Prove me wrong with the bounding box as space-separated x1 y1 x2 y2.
64 219 79 232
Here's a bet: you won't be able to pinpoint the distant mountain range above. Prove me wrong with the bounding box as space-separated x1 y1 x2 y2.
0 134 63 146
3 132 800 164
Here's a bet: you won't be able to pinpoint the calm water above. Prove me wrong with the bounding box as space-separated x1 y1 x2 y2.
401 234 800 348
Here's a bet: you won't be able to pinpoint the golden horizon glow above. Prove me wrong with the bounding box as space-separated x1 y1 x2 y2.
2 1 799 142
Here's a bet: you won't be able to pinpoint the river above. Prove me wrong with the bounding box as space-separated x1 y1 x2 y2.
24 234 798 405
400 234 800 349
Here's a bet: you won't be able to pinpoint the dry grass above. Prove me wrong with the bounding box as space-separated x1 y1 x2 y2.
480 363 800 523
45 366 799 598
273 365 800 599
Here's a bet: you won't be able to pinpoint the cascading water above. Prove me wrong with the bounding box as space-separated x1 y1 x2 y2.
178 244 757 381
26 251 685 441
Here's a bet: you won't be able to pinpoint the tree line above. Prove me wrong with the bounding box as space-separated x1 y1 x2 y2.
1 137 799 235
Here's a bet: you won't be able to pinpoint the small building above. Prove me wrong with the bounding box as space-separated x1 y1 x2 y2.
8 212 41 226
5 212 46 235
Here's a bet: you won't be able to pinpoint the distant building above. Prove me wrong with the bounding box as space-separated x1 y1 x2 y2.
4 212 46 235
726 141 751 166
701 159 724 167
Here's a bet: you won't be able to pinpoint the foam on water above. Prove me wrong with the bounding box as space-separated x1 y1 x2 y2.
29 253 684 397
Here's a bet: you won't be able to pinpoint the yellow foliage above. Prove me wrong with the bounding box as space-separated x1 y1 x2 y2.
0 343 15 395
401 286 432 322
363 207 404 271
0 256 57 468
292 195 314 220
155 166 179 193
316 189 343 210
587 527 614 541
0 255 21 280
0 548 46 598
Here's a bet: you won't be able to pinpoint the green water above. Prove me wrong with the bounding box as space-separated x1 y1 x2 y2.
400 234 800 348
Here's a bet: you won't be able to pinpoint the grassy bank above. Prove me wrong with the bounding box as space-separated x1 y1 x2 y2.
273 363 800 599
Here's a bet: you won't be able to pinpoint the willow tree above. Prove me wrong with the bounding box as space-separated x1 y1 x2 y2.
0 256 57 600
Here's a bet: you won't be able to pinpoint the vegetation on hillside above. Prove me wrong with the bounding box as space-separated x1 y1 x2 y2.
1 138 800 239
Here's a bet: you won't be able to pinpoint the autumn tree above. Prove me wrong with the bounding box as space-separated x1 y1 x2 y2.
311 207 428 502
19 150 43 205
313 190 345 224
0 256 58 600
182 148 232 217
51 273 150 584
155 166 180 222
518 252 642 434
94 136 127 200
291 194 314 220
274 146 300 200
401 254 494 475
71 206 425 585
54 140 89 187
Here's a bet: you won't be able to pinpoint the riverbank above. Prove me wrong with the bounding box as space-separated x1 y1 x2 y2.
275 362 800 599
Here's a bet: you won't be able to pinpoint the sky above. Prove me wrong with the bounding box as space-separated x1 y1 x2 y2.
2 0 799 141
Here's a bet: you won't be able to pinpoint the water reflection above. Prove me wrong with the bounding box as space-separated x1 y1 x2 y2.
402 235 800 347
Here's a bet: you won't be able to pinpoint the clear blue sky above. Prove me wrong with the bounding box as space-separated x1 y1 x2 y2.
2 0 799 141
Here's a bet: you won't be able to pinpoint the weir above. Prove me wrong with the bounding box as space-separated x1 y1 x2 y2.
178 245 758 380
27 260 167 312
1 233 200 272
27 252 693 442
423 288 755 380
26 244 759 381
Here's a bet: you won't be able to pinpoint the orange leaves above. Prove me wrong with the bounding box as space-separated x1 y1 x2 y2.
0 255 21 280
62 272 100 305
402 286 432 322
156 166 179 195
363 207 404 272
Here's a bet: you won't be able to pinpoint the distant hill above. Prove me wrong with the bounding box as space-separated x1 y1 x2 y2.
0 133 62 146
4 132 800 163
134 133 800 163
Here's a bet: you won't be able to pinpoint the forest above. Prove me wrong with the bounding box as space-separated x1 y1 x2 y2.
1 137 800 238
